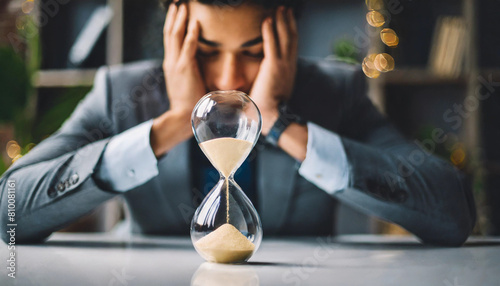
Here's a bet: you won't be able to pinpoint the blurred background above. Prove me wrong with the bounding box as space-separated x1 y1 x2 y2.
0 0 499 236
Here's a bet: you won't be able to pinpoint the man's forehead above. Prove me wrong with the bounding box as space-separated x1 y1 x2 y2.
189 1 266 46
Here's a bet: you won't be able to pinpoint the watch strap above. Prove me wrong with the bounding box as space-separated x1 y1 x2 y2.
265 104 304 147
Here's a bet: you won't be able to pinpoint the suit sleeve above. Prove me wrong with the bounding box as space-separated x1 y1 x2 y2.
95 119 159 192
0 67 118 244
322 69 475 246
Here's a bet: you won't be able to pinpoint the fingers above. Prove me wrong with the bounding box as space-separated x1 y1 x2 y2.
164 3 177 37
164 4 177 64
276 6 288 58
275 6 298 60
180 19 200 61
164 3 199 70
169 4 188 60
288 8 297 36
287 8 299 60
262 17 279 59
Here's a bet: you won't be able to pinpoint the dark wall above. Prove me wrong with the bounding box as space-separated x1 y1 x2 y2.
477 0 500 68
481 80 500 235
477 0 500 234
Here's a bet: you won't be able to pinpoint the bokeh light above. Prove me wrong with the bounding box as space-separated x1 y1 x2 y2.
365 0 384 11
12 154 23 163
363 0 399 78
6 141 21 159
381 28 400 47
366 11 385 27
26 143 36 152
374 53 395 72
22 0 35 14
450 143 466 167
362 54 381 79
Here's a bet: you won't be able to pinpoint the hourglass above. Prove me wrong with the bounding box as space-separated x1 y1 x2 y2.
190 90 263 264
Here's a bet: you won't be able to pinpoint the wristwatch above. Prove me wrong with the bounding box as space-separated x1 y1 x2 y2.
265 103 305 147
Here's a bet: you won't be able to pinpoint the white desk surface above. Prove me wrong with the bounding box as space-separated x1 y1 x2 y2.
1 233 499 286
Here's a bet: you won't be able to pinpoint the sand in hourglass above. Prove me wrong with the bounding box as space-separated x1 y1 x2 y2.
195 224 255 263
199 137 253 178
196 137 255 263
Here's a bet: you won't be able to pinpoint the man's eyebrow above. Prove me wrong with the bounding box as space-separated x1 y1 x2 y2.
198 36 220 47
198 36 263 48
241 36 263 48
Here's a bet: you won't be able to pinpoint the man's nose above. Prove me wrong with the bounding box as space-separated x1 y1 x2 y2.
215 55 245 91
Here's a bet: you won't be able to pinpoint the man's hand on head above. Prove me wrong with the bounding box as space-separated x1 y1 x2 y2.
151 3 206 157
249 6 298 136
163 3 206 115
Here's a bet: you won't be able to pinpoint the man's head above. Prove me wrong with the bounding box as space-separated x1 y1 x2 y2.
160 0 301 93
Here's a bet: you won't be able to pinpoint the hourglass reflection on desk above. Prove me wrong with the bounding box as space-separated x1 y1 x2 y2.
190 90 263 264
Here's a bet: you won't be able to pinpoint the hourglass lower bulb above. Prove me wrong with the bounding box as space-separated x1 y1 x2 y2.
190 90 263 264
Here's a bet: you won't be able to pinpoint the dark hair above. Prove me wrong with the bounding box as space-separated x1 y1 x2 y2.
159 0 302 12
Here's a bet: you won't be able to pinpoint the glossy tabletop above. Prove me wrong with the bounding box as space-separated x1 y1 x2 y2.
1 233 499 286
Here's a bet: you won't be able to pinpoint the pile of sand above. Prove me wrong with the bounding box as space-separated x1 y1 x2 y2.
195 224 255 263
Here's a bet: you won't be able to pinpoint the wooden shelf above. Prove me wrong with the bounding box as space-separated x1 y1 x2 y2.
34 69 97 88
379 68 500 85
380 68 467 85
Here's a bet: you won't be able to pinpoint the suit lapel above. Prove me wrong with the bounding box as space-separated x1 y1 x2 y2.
257 145 298 235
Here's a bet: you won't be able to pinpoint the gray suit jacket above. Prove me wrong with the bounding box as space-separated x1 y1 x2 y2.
0 58 476 246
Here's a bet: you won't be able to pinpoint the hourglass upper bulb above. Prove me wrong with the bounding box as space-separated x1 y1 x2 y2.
191 90 262 177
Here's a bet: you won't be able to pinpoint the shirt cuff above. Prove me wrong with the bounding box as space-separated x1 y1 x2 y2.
96 119 159 192
298 122 350 195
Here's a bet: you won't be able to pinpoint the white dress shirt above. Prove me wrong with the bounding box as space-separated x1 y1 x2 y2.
96 120 350 194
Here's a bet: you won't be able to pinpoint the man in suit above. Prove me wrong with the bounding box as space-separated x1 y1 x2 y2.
0 0 475 245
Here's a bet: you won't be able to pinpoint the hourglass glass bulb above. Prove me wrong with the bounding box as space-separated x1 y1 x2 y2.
190 91 263 264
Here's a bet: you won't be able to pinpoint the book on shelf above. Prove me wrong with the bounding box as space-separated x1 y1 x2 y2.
428 16 467 78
